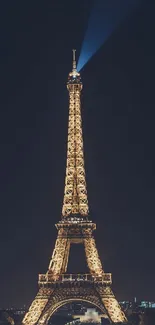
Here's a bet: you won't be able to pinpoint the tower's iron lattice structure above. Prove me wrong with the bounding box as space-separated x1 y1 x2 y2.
23 50 127 325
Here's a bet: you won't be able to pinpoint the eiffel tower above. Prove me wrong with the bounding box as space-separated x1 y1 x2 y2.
23 50 127 325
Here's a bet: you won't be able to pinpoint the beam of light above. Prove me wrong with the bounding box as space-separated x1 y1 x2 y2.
77 0 141 72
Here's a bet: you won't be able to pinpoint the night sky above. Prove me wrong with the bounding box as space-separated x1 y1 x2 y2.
0 0 155 308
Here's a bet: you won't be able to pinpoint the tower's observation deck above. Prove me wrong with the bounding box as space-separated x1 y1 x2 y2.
62 50 89 219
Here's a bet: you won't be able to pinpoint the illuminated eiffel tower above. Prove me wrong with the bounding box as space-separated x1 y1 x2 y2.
23 50 127 325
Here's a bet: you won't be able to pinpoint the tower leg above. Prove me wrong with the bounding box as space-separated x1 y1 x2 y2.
48 231 70 278
84 237 103 276
22 289 53 325
96 286 127 323
61 240 70 273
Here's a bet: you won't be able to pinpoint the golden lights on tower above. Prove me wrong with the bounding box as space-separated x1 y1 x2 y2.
22 50 128 325
62 49 89 218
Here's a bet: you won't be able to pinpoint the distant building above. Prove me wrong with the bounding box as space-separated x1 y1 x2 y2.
120 299 155 312
0 308 26 325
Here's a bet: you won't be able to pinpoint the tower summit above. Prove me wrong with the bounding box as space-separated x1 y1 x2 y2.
22 51 127 325
62 49 89 218
72 49 77 74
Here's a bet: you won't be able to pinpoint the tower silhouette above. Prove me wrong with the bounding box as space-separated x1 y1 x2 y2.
22 50 127 325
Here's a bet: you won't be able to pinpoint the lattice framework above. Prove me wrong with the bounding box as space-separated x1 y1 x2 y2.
62 68 89 217
22 50 128 325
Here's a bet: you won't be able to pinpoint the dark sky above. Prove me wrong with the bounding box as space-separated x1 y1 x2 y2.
0 0 155 308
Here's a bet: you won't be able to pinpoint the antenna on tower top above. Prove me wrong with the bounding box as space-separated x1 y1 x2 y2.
72 49 76 71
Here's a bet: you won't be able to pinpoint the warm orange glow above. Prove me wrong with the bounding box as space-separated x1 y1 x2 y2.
22 51 127 325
